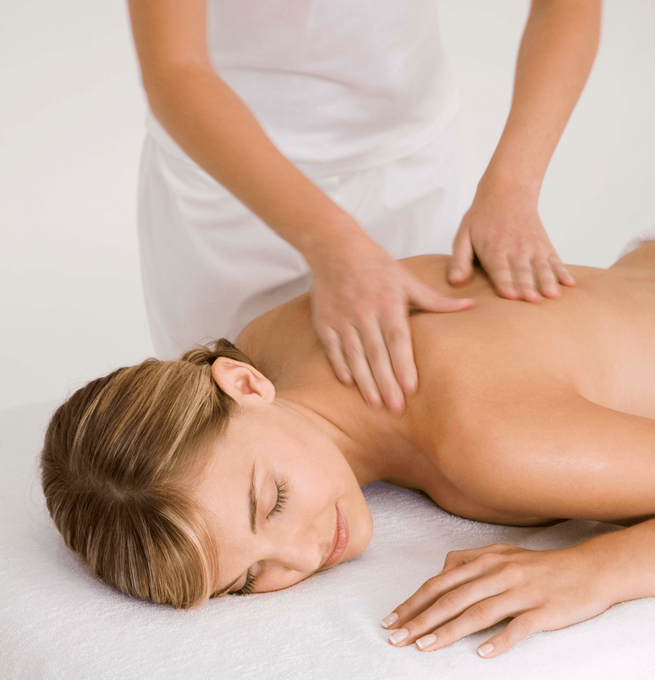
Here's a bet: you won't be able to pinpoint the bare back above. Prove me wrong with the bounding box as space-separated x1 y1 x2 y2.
235 242 655 526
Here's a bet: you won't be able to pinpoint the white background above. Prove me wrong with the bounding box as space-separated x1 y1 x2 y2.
1 0 654 411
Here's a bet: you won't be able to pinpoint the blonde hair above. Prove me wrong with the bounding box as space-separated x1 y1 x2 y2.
39 339 260 610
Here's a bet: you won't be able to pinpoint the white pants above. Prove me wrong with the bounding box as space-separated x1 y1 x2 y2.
137 116 466 360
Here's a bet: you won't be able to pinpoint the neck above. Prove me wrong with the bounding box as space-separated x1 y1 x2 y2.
274 384 435 492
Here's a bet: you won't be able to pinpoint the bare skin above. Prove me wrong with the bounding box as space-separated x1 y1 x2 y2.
235 242 655 528
222 240 655 657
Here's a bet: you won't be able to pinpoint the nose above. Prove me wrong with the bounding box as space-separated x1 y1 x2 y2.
264 525 324 574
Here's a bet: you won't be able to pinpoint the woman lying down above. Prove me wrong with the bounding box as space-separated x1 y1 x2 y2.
40 237 655 660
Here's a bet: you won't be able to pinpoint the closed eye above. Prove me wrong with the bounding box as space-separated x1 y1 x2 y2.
267 479 288 519
234 479 289 596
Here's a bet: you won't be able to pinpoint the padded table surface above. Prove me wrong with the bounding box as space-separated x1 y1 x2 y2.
1 400 654 679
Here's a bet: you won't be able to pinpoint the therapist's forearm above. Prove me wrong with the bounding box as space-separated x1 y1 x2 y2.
143 65 360 263
482 0 601 197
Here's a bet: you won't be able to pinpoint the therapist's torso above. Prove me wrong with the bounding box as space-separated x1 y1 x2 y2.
145 0 460 175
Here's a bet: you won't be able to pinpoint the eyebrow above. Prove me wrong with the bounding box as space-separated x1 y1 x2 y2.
212 460 258 597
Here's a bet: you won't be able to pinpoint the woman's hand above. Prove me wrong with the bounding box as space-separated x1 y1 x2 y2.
448 179 576 301
307 226 474 415
381 541 617 658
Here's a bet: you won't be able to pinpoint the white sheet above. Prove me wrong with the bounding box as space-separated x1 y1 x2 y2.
1 400 654 679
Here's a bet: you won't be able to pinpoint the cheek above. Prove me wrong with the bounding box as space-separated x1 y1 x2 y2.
347 485 375 558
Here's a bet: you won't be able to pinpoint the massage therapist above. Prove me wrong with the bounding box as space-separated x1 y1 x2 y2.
128 0 601 415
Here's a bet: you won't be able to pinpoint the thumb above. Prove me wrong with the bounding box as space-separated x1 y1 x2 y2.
449 227 474 284
407 277 475 314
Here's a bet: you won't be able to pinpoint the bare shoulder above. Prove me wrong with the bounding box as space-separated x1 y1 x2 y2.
610 234 655 272
450 382 655 525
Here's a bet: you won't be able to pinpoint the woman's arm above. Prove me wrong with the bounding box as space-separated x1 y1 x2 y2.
381 386 655 657
449 385 655 524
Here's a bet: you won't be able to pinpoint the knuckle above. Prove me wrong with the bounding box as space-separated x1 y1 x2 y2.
347 298 373 321
315 322 338 343
342 340 364 361
510 615 534 637
488 254 508 269
410 612 430 631
495 630 513 648
363 340 386 363
439 590 462 610
492 268 513 283
475 552 502 569
538 265 556 279
519 278 536 291
443 551 462 568
468 602 489 624
383 323 409 347
422 576 443 597
548 252 564 264
501 562 524 579
514 245 532 260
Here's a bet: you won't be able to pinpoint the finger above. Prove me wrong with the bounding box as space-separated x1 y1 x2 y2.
449 227 474 284
388 575 512 650
358 313 407 415
476 611 544 658
533 256 560 298
379 310 419 397
510 256 542 302
407 280 475 314
442 544 516 572
549 255 577 287
315 324 355 385
483 254 519 300
339 322 384 409
414 594 526 653
382 552 505 631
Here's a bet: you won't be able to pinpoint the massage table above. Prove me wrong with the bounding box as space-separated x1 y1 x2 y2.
2 400 653 679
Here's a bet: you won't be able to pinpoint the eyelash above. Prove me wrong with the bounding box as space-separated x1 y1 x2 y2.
234 479 288 596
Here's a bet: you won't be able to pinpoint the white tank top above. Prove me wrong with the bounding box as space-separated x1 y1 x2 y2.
144 0 459 178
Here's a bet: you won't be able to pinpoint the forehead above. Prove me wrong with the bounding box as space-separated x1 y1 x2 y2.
193 422 252 518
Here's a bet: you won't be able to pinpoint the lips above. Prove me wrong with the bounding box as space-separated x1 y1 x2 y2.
322 503 349 569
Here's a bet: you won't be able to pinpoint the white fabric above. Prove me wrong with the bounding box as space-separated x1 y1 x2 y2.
144 0 459 177
137 115 466 360
2 400 654 679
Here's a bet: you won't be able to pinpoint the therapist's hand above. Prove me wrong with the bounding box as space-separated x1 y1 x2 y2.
448 179 576 301
306 228 474 415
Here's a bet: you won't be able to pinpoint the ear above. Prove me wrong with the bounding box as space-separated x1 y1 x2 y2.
210 358 275 404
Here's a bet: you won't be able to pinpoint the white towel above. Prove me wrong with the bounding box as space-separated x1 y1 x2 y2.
1 401 653 679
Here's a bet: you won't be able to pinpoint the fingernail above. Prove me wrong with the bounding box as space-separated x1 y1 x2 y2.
389 628 409 644
478 643 494 657
416 634 437 649
381 612 398 628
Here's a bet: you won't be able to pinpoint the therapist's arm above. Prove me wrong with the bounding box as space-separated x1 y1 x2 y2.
127 0 360 255
127 0 473 418
449 0 602 301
